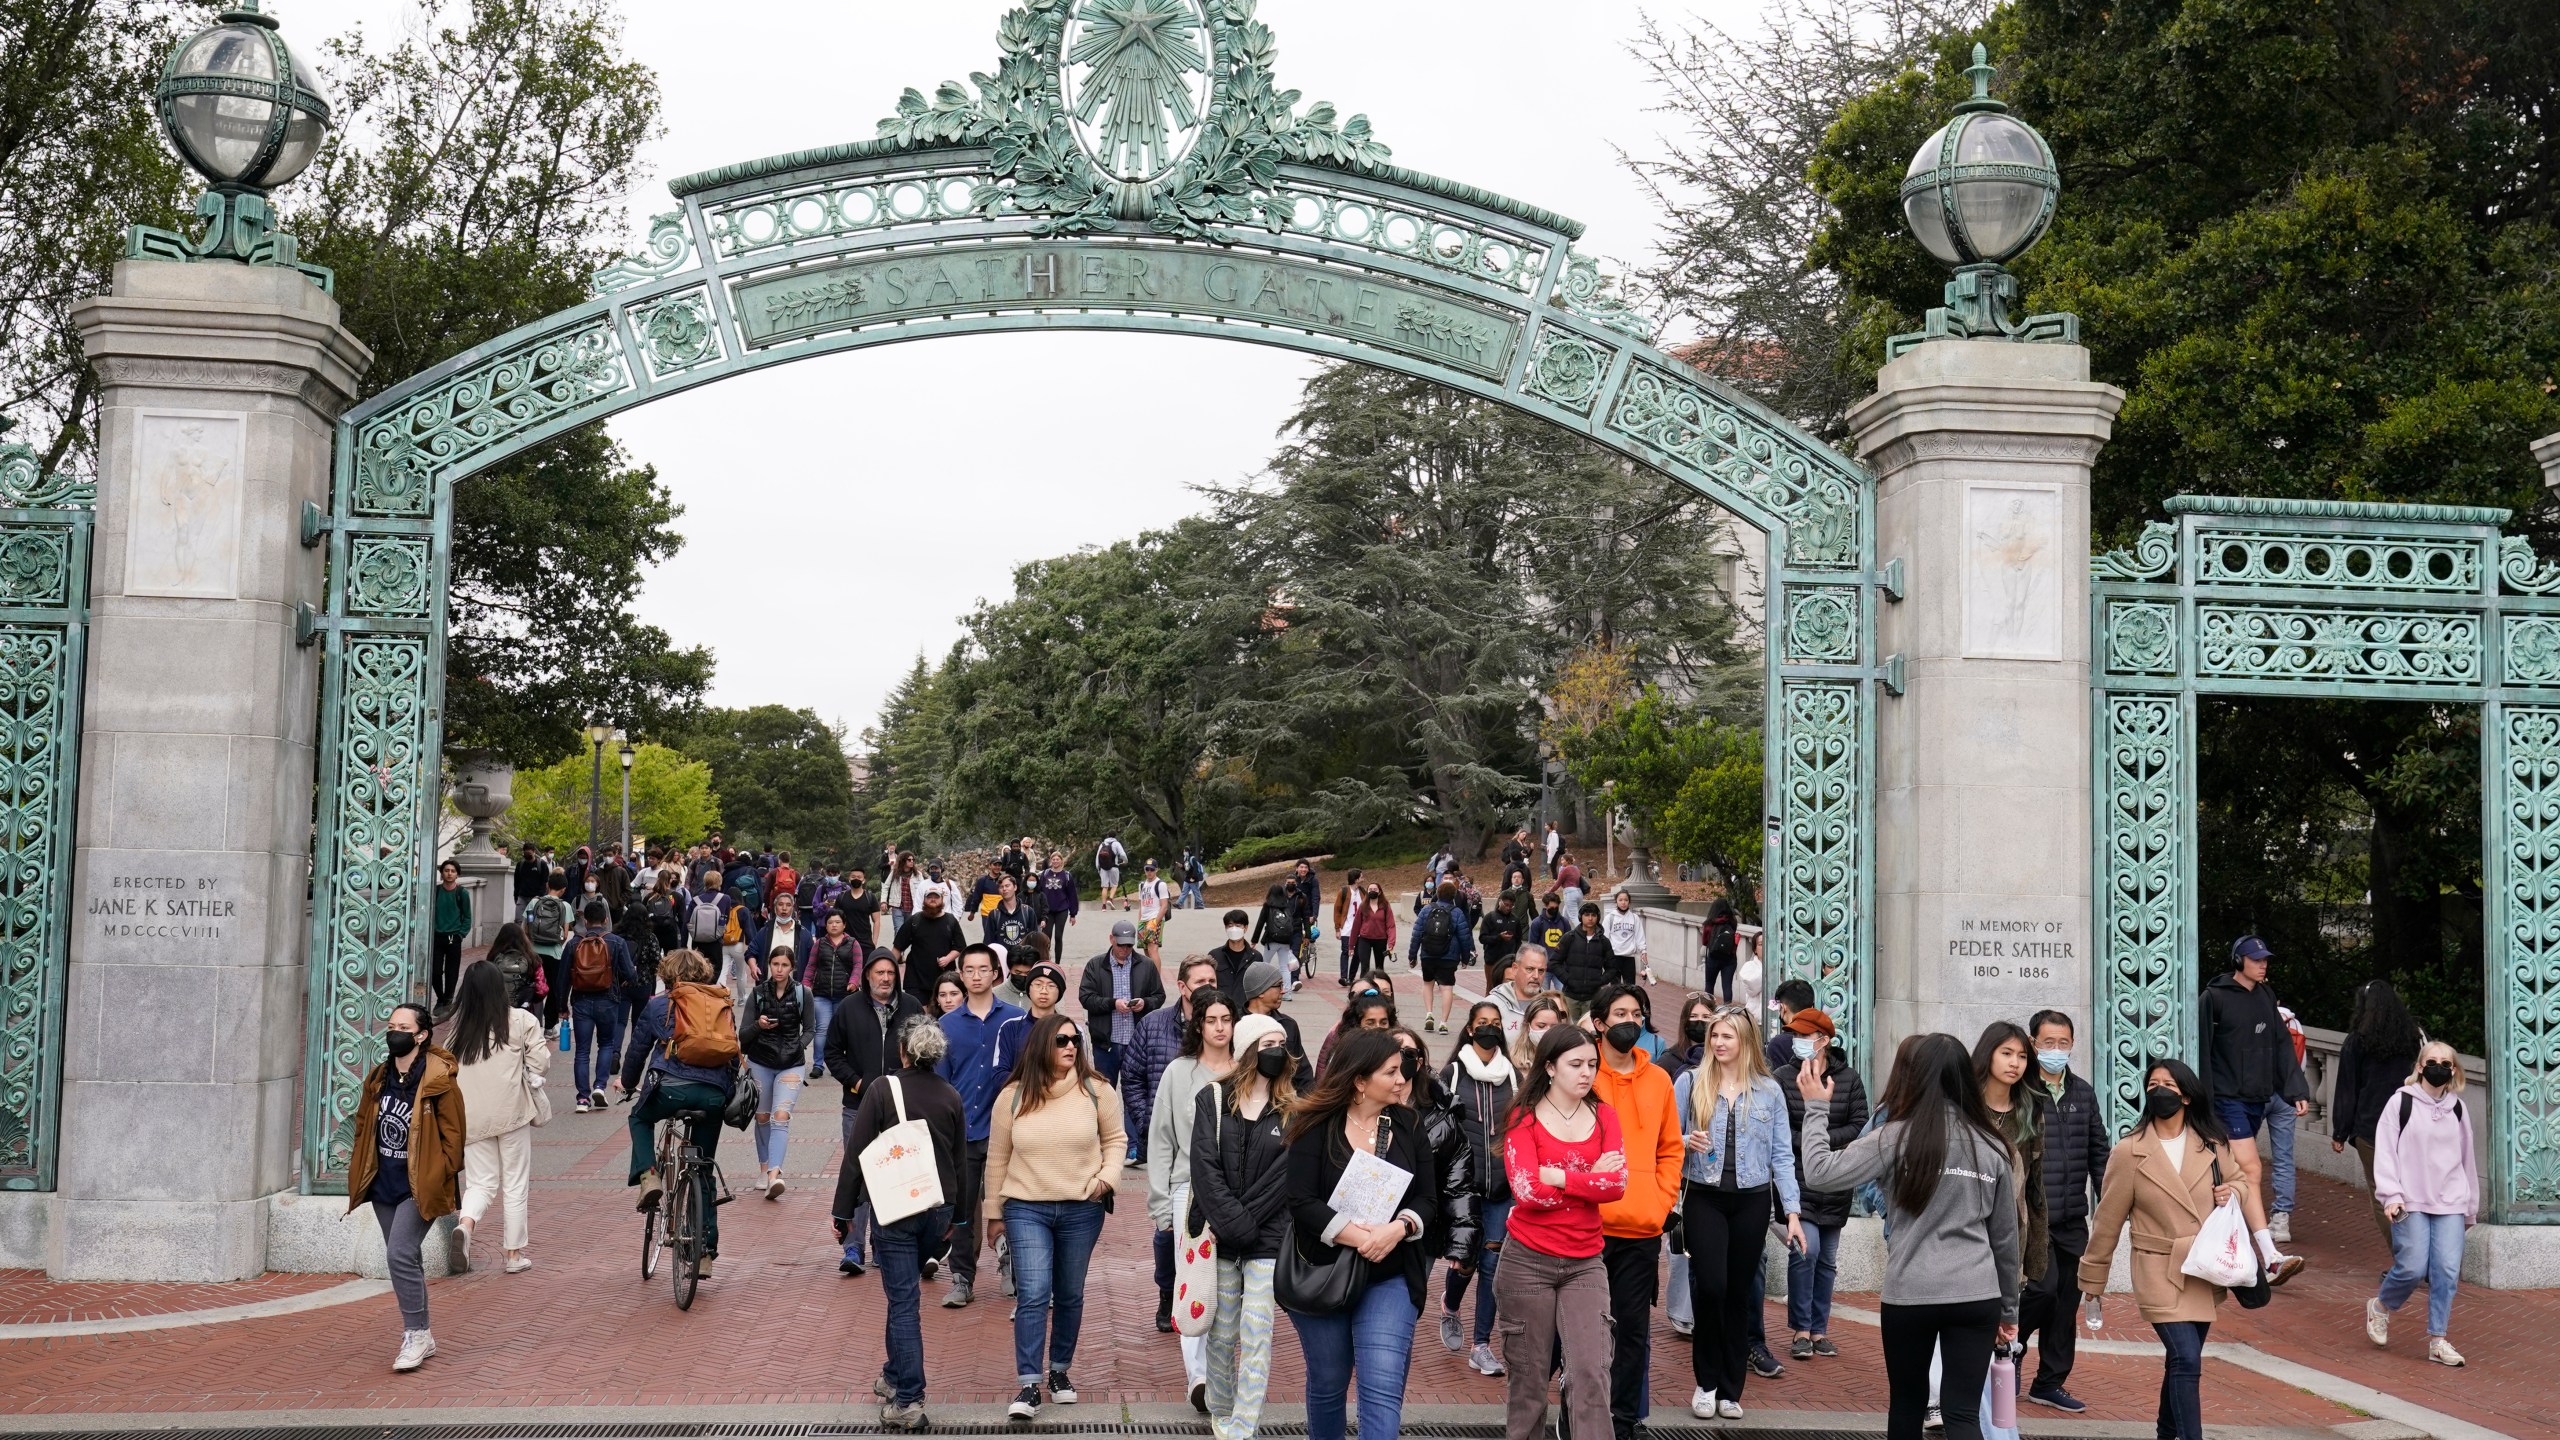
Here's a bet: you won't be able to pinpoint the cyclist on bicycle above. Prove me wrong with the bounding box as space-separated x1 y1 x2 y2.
623 948 738 1276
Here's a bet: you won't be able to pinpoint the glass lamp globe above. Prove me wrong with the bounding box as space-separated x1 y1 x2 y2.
157 3 331 193
1898 45 2058 269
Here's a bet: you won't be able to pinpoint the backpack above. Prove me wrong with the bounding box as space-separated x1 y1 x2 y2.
1185 856 1205 883
2396 1091 2463 1135
1098 839 1123 869
690 895 723 943
491 943 532 997
1421 902 1455 954
722 905 746 946
570 932 616 993
666 981 741 1068
1704 912 1738 960
733 870 763 911
524 894 568 947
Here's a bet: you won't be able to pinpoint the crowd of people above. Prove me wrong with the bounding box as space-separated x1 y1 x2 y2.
352 836 2477 1440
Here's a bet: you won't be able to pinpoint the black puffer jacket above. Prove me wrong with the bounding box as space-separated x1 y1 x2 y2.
2330 1034 2417 1146
2037 1069 2111 1243
1414 1074 1481 1262
1552 928 1617 1000
1190 1085 1292 1260
807 935 863 1000
1776 1045 1870 1228
1439 1052 1516 1206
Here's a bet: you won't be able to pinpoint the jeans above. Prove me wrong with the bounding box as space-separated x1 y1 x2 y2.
1005 1197 1107 1382
1443 1198 1508 1344
1786 1221 1843 1335
1665 1253 1692 1329
371 1196 429 1331
1881 1298 1999 1440
628 1077 726 1252
746 1061 804 1172
840 1102 875 1264
875 1203 952 1405
1181 879 1204 909
809 994 837 1074
1208 1257 1277 1440
1288 1276 1419 1440
571 991 624 1098
2264 1095 2297 1214
1683 1181 1770 1402
2380 1210 2466 1337
2152 1320 2209 1440
1494 1241 1611 1440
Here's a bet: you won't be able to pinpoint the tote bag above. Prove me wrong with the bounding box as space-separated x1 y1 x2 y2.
1171 1103 1220 1336
859 1075 945 1224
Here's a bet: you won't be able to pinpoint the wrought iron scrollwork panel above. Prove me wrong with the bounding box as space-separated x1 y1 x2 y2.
2490 705 2560 1217
1778 681 1864 1052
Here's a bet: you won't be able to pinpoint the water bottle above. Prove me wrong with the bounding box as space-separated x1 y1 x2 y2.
1987 1346 2018 1431
557 1019 571 1052
2083 1294 2106 1330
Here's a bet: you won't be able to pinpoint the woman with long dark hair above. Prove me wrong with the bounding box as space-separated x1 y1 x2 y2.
1972 1021 2051 1291
739 946 811 1199
1316 984 1398 1077
1196 1013 1299 1440
2330 978 2425 1247
1491 1023 1625 1440
2078 1057 2264 1440
448 961 548 1273
984 1011 1125 1420
482 920 542 1013
1281 1028 1437 1440
1392 1026 1479 1321
1797 1032 2018 1440
1150 990 1240 1409
1437 999 1517 1374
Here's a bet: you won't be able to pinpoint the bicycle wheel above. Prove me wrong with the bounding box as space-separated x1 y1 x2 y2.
640 1192 661 1280
670 1166 701 1310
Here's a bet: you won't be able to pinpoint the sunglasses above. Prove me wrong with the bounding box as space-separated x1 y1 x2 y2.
1055 1033 1083 1050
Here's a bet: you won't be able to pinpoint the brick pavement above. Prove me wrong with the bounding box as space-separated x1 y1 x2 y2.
0 1270 343 1326
0 929 2539 1437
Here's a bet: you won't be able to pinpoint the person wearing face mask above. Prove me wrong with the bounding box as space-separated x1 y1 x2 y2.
1391 1027 1481 1344
1331 867 1365 985
1437 1000 1517 1376
1237 961 1310 1071
1194 1015 1298 1440
835 869 882 949
1211 910 1259 998
1479 893 1524 989
2078 1058 2264 1440
1772 1008 1867 1362
896 889 969 1006
1252 881 1305 993
1150 989 1240 1397
1659 992 1718 1339
1585 984 1686 1440
346 1002 465 1373
1509 995 1571 1073
1602 890 1652 988
1350 884 1397 986
2017 1010 2107 1412
2365 1040 2479 1367
1408 881 1476 1034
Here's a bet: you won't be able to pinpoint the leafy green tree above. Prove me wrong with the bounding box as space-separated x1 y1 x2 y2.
499 741 719 854
936 518 1265 861
668 706 856 861
0 0 190 468
294 0 710 763
857 656 955 857
1658 744 1767 918
1555 684 1767 916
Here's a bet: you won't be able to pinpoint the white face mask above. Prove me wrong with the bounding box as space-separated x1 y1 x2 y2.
1226 925 1247 941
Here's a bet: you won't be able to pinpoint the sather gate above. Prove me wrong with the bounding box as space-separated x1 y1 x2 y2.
293 1 1891 1187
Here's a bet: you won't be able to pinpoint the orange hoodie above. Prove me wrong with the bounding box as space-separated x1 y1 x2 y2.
1593 1047 1685 1239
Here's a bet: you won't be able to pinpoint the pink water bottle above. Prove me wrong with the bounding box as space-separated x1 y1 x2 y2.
1988 1347 2018 1431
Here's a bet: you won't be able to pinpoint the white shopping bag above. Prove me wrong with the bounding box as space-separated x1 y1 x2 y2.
2180 1195 2257 1287
858 1076 944 1224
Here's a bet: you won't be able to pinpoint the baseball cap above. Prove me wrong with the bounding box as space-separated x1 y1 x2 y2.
1111 919 1138 943
2232 935 2273 962
1785 1007 1836 1039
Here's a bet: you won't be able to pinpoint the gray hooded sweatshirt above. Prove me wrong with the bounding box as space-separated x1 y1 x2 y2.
1802 1107 2021 1325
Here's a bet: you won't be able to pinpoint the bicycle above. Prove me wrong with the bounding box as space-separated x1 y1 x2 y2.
639 1106 731 1309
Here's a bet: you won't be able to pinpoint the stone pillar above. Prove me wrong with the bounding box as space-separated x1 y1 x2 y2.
51 261 368 1280
1848 341 2123 1070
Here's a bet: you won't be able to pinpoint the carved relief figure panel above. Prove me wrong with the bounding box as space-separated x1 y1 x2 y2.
127 409 247 600
1963 482 2064 660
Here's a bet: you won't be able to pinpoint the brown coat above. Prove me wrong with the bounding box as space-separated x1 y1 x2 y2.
344 1045 466 1222
2077 1125 2235 1325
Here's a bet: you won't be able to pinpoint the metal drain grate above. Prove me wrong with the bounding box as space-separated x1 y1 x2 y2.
19 1425 1884 1440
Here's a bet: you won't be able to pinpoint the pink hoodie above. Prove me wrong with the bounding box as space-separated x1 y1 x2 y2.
2370 1082 2479 1222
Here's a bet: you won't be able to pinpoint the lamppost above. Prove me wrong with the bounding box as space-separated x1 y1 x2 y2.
129 0 335 289
1887 44 2076 357
618 739 636 856
584 724 616 856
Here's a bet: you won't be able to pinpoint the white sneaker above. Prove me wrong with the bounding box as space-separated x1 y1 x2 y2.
2366 1296 2390 1346
2269 1211 2291 1244
2429 1336 2465 1367
1690 1388 1717 1419
504 1254 533 1274
392 1329 435 1372
1718 1400 1744 1420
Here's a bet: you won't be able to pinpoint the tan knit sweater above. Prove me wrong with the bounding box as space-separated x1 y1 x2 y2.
982 1074 1127 1220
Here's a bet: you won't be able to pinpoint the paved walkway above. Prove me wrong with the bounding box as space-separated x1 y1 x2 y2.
0 909 2543 1438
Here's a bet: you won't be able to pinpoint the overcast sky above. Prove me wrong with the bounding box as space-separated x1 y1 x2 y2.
277 0 1760 738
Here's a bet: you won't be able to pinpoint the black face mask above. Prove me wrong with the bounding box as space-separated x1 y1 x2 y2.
1255 1046 1289 1080
1605 1021 1644 1054
2143 1087 2184 1122
1684 1019 1709 1043
1471 1025 1505 1050
2421 1061 2454 1088
385 1030 418 1059
1398 1051 1423 1082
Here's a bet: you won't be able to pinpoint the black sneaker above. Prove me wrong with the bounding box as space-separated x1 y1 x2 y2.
1048 1368 1078 1404
2026 1387 2087 1414
1007 1385 1041 1421
1749 1343 1785 1378
921 1254 940 1281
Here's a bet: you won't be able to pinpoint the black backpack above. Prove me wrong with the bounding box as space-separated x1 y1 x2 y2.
1421 902 1455 954
2396 1091 2462 1134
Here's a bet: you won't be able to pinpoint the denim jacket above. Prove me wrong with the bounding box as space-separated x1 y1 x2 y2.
1670 1071 1803 1216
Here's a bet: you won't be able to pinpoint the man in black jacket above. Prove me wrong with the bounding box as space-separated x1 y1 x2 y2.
2018 1009 2111 1413
894 889 969 1006
1079 921 1167 1163
2201 936 2310 1229
511 841 547 916
1553 902 1618 1012
834 1015 964 1429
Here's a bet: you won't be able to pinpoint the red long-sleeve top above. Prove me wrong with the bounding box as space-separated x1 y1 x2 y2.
1503 1102 1628 1259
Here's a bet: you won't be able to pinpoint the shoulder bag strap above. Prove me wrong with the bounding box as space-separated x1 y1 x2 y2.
888 1073 909 1126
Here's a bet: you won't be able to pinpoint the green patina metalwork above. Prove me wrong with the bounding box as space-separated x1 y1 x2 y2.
2093 495 2560 1222
294 0 1890 1190
1888 46 2073 359
0 426 92 1192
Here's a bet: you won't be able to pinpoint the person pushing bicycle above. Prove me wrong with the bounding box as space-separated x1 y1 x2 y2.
624 948 740 1278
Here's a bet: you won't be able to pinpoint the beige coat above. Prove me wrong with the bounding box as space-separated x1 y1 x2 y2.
455 1007 552 1141
2078 1125 2236 1325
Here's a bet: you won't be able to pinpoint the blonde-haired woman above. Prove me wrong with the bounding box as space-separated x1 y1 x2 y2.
2367 1039 2478 1366
1193 1012 1298 1440
1670 1006 1803 1419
